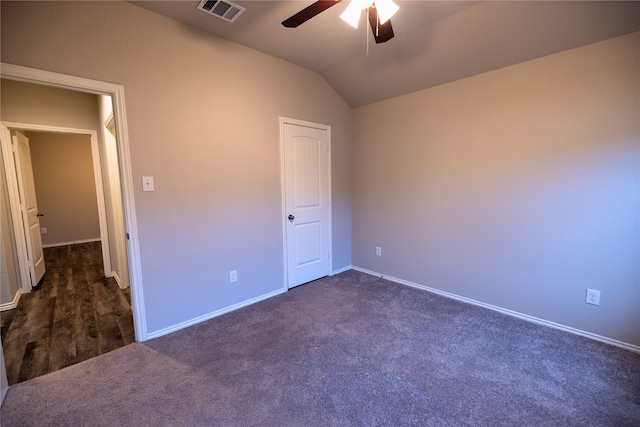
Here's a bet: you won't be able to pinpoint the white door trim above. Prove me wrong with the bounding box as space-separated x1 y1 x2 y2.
89 130 112 276
279 116 332 290
2 123 112 283
0 62 147 341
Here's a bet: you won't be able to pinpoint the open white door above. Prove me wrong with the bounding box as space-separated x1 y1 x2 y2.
281 119 331 289
12 131 46 287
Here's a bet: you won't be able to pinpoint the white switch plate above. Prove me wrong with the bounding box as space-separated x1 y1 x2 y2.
142 176 154 192
375 247 382 257
41 227 47 234
230 270 237 283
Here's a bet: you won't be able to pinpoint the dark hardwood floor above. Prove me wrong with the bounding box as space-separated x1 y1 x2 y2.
1 242 135 386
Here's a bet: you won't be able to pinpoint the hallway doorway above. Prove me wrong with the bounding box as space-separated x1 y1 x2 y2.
0 64 146 400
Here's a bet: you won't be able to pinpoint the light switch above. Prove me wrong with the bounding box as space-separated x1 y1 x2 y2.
142 176 155 192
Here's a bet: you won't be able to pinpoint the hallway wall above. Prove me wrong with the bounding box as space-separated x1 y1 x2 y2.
27 131 101 246
0 79 104 306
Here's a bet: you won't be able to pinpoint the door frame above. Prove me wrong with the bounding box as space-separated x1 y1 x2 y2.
0 62 147 341
1 124 112 292
279 116 332 290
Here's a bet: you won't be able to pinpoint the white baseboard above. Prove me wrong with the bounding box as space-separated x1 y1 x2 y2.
352 266 640 354
147 267 353 340
146 287 287 340
0 289 21 312
331 265 353 275
42 238 101 248
109 271 128 289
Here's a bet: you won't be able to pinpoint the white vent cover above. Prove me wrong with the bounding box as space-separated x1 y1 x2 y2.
197 0 245 23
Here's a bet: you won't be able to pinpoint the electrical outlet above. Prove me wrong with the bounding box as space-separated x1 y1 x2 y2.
40 227 47 234
229 270 237 283
142 176 155 192
376 247 382 257
585 288 601 306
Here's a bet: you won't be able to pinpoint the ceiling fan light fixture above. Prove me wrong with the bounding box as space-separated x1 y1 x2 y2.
340 0 374 29
375 0 399 24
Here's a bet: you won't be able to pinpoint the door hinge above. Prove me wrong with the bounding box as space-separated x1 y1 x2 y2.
126 232 130 240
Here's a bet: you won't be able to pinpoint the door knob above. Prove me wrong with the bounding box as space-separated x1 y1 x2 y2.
288 214 295 221
37 212 44 217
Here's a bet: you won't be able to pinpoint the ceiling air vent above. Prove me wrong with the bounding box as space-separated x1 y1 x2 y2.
197 0 245 23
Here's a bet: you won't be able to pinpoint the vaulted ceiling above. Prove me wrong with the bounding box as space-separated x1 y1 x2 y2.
131 1 640 108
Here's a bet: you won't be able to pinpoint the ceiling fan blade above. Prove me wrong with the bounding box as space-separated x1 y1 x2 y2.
282 0 343 28
367 6 394 43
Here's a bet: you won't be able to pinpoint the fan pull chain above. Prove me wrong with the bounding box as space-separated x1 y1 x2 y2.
366 8 370 58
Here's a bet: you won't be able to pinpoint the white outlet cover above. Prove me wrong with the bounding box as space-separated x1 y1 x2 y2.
586 288 601 306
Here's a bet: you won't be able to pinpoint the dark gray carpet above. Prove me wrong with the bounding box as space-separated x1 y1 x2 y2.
1 270 639 426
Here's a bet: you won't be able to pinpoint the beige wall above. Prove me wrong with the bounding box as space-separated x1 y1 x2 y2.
1 1 352 335
26 132 101 246
1 79 100 130
353 32 640 346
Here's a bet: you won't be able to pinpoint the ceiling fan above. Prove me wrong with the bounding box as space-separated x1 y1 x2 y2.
282 0 399 44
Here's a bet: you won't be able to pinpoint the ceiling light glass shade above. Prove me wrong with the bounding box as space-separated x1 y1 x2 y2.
375 0 399 24
340 0 374 29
